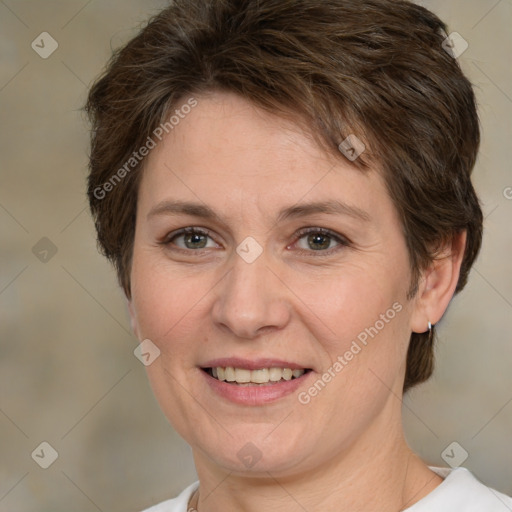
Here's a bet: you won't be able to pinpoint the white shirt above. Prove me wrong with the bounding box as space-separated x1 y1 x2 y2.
141 467 512 511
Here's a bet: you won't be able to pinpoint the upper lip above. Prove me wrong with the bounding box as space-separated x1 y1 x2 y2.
201 357 310 371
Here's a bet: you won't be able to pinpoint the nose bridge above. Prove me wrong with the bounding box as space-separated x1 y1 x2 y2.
212 248 290 338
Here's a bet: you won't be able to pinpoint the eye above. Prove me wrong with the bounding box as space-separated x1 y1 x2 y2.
162 227 218 251
292 227 350 255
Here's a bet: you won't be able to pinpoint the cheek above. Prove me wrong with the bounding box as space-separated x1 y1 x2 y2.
287 259 411 398
293 262 406 340
130 252 206 341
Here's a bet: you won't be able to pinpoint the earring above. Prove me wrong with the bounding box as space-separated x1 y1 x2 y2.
427 321 434 342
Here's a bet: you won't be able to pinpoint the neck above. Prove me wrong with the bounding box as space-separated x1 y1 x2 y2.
190 397 442 512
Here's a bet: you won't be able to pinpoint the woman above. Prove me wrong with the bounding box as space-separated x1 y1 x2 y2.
85 0 512 510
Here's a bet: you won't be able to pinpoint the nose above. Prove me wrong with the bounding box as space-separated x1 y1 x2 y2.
211 250 291 339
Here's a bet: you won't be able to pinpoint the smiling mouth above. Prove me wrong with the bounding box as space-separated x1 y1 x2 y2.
202 367 312 385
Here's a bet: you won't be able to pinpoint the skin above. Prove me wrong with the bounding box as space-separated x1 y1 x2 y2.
128 91 466 511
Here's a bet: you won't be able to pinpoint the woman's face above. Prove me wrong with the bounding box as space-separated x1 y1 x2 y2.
129 91 418 476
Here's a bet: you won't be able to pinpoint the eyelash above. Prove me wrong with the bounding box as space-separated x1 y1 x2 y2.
161 226 350 257
161 227 215 255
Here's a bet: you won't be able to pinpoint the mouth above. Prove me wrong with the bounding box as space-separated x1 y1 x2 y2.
201 366 312 386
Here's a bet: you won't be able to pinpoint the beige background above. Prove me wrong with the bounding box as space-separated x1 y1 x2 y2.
0 0 511 510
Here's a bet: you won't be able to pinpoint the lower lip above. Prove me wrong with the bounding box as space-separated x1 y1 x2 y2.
201 369 312 405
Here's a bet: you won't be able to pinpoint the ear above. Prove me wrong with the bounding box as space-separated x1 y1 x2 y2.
410 231 467 333
127 298 141 340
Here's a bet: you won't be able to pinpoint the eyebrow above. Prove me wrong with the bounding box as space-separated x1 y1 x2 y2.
276 200 370 223
147 200 222 221
147 199 371 223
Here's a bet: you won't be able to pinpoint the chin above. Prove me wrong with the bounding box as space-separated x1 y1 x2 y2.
191 426 323 478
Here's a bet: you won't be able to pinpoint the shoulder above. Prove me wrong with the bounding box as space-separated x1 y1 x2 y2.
406 467 512 511
139 471 512 512
139 481 199 512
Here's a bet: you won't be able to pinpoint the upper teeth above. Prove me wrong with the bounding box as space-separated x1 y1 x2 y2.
212 367 305 384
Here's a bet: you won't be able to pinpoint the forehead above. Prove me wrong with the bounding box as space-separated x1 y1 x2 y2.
158 92 337 171
139 91 390 223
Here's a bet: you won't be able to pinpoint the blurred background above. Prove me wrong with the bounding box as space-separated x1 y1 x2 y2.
0 0 511 510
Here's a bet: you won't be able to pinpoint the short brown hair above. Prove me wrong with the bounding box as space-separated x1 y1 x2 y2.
85 0 483 391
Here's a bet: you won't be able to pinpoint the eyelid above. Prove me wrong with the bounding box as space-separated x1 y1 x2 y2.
161 226 220 248
163 226 210 240
290 227 351 254
294 226 350 242
160 226 350 255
